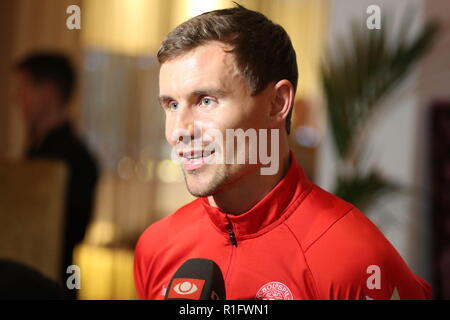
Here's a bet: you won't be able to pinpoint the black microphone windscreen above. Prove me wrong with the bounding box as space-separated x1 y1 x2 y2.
165 258 226 300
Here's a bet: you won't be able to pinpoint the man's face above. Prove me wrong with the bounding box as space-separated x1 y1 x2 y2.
159 42 274 197
12 71 49 125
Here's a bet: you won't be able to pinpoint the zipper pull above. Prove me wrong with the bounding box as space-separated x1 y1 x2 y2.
227 226 238 247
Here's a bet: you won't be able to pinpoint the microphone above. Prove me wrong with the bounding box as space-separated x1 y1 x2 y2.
164 258 226 300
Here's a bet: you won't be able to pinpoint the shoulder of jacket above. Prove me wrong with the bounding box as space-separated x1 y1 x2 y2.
284 183 407 271
284 184 355 251
135 197 204 252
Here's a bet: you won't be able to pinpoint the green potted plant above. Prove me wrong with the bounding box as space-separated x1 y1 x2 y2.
321 14 438 212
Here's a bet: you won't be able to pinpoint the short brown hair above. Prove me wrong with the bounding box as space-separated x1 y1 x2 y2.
157 4 298 134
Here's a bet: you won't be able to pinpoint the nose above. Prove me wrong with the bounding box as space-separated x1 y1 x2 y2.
170 104 201 146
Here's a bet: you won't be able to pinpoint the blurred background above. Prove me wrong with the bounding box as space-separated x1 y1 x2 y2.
0 0 449 299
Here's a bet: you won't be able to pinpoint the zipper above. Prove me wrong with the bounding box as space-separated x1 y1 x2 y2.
225 214 238 247
227 225 237 247
224 214 238 295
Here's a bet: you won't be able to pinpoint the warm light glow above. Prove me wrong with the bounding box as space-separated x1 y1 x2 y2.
85 221 118 246
82 0 327 103
74 244 136 300
170 0 229 28
188 0 221 17
157 159 184 183
82 0 163 56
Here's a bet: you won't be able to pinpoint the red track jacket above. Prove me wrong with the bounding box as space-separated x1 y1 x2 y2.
134 153 432 300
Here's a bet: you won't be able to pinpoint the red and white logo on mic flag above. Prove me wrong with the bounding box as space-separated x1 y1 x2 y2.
167 278 205 299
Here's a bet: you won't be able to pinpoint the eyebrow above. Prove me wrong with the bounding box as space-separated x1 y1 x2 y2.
191 88 227 97
158 95 173 106
158 88 228 106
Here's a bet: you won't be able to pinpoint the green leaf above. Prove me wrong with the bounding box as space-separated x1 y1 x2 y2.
321 14 439 163
334 170 402 213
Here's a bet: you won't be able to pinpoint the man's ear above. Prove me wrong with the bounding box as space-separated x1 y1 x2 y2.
270 79 294 127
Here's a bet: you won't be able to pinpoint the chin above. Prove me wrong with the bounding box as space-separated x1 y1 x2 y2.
185 182 217 197
183 166 226 198
186 187 213 198
185 175 217 197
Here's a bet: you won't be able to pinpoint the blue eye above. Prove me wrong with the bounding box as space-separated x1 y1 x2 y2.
169 101 179 110
201 97 213 106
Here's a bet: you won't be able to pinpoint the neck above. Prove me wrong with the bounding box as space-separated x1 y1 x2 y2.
29 106 67 149
208 139 291 215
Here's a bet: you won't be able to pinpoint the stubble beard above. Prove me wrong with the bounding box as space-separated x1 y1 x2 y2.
182 163 230 197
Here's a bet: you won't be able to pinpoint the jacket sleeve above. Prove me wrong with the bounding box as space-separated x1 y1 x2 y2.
134 231 149 300
304 207 432 300
134 219 171 300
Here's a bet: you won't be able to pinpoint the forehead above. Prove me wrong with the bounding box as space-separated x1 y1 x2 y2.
159 42 247 95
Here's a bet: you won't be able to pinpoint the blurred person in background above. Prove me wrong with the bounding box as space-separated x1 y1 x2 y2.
12 52 98 299
0 258 64 300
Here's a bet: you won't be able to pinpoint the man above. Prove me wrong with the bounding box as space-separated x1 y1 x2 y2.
13 52 98 299
134 5 431 300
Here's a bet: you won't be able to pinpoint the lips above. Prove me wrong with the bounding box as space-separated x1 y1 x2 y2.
179 149 216 171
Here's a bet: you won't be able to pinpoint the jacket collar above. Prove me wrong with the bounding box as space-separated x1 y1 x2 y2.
201 151 313 240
